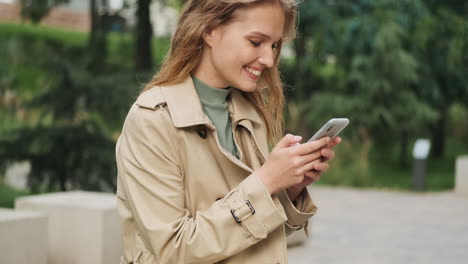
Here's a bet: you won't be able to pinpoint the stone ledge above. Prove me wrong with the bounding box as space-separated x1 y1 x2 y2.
455 156 468 196
15 191 121 264
16 190 117 210
0 208 48 264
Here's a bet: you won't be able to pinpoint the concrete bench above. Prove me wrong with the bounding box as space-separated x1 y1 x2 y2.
15 191 122 264
455 156 468 196
0 208 47 264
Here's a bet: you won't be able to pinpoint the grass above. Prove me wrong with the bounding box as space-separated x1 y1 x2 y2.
0 22 171 67
317 137 467 191
0 22 87 46
0 183 29 208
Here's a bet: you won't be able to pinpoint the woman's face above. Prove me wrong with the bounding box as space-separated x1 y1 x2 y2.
195 1 286 92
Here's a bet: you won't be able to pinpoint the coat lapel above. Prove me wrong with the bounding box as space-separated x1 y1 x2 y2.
161 77 212 128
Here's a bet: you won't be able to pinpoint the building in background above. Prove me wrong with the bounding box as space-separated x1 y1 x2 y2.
0 0 178 36
0 0 90 31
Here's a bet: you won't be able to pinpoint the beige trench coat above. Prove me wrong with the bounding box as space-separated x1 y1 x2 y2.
116 77 317 264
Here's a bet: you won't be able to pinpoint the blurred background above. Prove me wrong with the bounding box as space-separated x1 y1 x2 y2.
0 0 467 204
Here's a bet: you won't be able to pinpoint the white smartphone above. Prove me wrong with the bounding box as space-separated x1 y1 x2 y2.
307 118 349 142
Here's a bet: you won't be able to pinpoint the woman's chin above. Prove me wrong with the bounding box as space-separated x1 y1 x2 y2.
234 81 258 93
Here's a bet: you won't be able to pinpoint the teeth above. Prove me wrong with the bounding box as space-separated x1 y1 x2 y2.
245 67 261 77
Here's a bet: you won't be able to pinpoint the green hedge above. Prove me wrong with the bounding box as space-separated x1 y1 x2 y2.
0 183 29 208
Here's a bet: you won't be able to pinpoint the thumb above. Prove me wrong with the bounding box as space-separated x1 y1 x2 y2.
276 134 302 149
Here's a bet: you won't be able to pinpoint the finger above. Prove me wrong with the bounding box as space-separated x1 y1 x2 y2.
301 174 317 185
296 137 331 156
321 148 335 161
313 162 329 172
299 149 323 165
304 170 318 177
276 134 302 149
305 170 321 181
329 137 342 148
302 158 321 172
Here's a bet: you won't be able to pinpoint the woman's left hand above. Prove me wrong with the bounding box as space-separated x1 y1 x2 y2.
286 137 342 202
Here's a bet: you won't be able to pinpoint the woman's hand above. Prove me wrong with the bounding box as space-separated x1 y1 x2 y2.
256 134 331 195
286 137 342 201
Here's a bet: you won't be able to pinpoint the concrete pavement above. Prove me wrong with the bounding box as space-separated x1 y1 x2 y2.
288 186 468 264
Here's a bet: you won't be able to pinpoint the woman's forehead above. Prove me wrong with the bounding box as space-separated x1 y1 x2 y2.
225 2 285 39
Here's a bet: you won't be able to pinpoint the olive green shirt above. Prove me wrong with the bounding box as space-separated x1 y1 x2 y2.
192 75 238 158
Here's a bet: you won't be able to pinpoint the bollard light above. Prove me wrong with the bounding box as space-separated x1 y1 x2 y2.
412 139 431 191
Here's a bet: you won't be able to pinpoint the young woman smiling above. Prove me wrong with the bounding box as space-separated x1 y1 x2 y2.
116 0 341 263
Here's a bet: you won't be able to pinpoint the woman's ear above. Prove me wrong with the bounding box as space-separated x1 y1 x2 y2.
202 25 217 48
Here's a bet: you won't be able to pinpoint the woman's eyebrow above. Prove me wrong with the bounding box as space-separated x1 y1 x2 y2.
248 31 282 42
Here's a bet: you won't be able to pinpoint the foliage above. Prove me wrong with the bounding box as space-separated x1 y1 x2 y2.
316 136 465 191
0 23 171 67
283 0 468 188
2 0 165 192
284 0 467 171
19 0 70 24
411 7 468 156
0 183 29 208
0 22 86 46
166 0 187 10
0 26 144 192
1 0 467 192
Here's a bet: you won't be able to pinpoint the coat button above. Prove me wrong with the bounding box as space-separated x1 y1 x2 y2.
197 128 207 139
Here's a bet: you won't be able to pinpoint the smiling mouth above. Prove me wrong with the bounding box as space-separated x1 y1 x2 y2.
244 66 262 77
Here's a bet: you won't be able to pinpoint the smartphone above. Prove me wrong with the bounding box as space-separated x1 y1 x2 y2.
307 118 349 142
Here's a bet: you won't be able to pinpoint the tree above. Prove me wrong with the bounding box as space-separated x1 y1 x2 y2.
412 7 468 157
0 37 138 192
286 0 440 168
19 0 69 24
135 0 153 71
2 0 160 192
88 0 112 73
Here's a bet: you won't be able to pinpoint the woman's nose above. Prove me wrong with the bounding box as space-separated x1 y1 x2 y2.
258 48 275 68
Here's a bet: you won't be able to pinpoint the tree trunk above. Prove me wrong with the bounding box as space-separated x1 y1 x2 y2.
294 35 306 58
135 0 153 71
399 131 409 168
59 172 67 191
89 0 99 45
431 106 447 157
293 36 307 99
88 0 108 73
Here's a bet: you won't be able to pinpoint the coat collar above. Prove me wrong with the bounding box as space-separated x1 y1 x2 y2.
161 77 263 128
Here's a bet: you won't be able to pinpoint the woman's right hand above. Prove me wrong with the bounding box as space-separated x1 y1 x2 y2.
256 134 331 195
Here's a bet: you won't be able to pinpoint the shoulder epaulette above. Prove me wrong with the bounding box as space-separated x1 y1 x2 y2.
135 86 167 110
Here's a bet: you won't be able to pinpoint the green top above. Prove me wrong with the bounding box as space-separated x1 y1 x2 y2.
192 75 238 158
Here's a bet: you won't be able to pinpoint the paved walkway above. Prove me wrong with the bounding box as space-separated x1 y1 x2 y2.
288 186 468 264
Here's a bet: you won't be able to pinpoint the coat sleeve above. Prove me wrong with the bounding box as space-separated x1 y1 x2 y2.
116 105 288 264
277 188 317 236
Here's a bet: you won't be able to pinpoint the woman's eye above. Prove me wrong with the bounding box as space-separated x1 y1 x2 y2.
249 40 261 47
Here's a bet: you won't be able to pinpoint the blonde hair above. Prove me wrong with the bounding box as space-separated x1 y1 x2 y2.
143 0 298 144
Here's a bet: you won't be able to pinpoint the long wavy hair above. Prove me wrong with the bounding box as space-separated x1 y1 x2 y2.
143 0 298 144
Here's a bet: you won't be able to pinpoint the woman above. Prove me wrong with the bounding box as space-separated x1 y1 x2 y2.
116 0 341 263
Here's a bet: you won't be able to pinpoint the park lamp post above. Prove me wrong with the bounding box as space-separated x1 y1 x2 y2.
412 139 431 191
